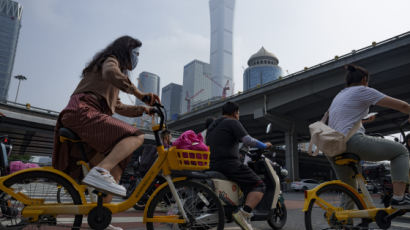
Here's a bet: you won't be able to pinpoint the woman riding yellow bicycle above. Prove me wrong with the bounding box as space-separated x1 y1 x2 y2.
0 36 225 230
327 64 410 208
304 64 410 229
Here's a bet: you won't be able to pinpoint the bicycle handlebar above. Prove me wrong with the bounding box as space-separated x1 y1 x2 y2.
142 95 166 131
244 147 274 160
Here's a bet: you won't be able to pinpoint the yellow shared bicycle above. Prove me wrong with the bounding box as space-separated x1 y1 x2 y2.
303 153 409 230
0 103 224 229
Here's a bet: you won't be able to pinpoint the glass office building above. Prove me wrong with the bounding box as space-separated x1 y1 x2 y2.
0 0 22 102
209 0 235 98
181 60 212 113
161 83 182 120
135 71 160 128
243 47 283 91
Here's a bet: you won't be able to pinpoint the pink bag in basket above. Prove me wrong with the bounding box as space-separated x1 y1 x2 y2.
172 130 209 151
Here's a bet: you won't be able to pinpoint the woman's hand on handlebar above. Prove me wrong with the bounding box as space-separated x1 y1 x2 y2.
142 106 157 116
265 142 272 149
141 93 160 106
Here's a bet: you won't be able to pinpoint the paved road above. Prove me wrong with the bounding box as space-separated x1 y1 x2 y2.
110 192 410 229
14 184 410 229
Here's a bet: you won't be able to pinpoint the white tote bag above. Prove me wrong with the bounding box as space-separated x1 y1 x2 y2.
308 112 360 157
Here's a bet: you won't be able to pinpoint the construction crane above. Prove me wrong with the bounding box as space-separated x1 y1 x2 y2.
185 89 204 112
204 74 230 98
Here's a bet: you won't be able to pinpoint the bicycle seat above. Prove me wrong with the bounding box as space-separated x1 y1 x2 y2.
171 170 210 179
204 171 228 180
333 153 360 165
59 127 82 143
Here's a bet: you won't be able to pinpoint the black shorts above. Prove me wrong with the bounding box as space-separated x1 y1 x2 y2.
211 160 265 194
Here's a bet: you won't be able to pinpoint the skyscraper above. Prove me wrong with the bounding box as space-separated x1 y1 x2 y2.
209 0 235 98
135 71 160 128
161 83 182 121
181 60 212 113
243 47 283 91
0 0 22 102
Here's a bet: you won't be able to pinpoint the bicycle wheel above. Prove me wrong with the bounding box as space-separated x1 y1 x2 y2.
268 201 287 229
305 184 366 230
0 171 83 229
146 180 224 230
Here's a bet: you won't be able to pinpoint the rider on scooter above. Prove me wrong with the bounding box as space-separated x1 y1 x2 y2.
206 101 272 230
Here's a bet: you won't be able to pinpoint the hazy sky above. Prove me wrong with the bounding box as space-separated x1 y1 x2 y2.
8 0 410 112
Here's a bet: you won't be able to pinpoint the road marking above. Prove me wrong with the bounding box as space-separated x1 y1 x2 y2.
58 217 143 224
392 222 410 228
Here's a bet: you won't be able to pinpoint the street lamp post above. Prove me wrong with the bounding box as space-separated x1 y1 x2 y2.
14 75 27 103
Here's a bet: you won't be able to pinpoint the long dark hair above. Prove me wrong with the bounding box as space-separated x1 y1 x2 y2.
82 36 142 76
345 64 369 86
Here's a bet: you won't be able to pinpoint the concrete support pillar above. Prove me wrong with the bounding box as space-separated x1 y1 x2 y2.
253 101 300 183
285 128 299 182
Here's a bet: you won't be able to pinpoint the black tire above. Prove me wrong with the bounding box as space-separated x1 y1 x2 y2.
57 186 62 203
268 201 287 229
302 186 308 191
304 184 365 230
146 180 224 230
1 171 83 229
133 202 146 211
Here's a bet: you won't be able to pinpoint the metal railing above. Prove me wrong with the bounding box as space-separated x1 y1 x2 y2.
0 100 59 116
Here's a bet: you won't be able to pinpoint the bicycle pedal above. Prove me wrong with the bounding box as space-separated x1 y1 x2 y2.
92 190 108 197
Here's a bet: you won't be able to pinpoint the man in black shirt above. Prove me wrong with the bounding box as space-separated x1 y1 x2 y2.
206 102 272 230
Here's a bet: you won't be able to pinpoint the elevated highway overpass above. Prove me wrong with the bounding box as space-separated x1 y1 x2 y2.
168 31 410 180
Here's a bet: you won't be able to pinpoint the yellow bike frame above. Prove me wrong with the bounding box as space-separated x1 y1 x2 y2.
0 145 188 224
303 179 397 223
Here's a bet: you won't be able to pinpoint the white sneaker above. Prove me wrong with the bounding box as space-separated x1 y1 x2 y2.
106 224 123 230
232 208 253 230
82 167 126 197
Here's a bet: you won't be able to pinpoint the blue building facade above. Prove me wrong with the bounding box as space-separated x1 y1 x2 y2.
243 47 283 91
0 0 22 101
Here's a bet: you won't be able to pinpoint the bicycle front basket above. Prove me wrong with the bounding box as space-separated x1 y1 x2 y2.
167 147 210 171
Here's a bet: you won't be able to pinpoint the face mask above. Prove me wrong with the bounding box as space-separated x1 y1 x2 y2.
130 47 139 70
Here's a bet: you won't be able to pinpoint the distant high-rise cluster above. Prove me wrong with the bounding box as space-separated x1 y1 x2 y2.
177 0 236 115
243 47 283 91
0 0 22 102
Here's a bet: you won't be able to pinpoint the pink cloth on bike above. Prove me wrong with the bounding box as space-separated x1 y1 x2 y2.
172 130 209 151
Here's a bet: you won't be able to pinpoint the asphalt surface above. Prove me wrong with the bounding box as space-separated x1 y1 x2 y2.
123 192 410 229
